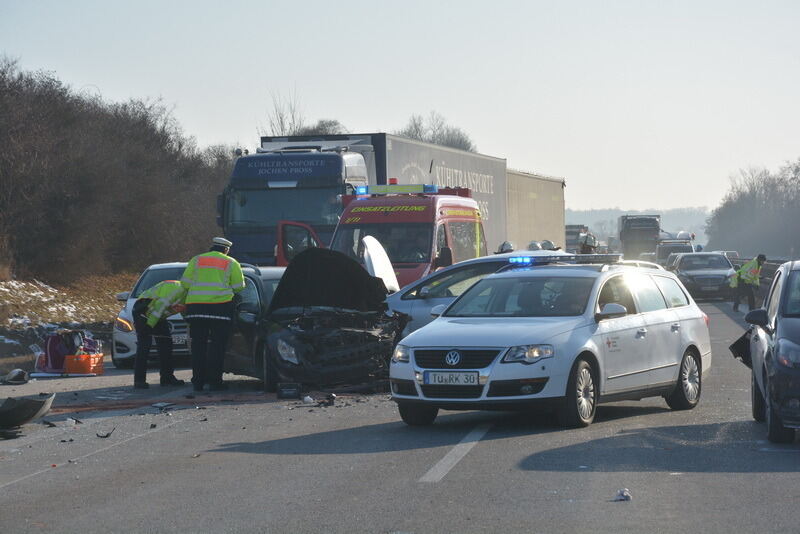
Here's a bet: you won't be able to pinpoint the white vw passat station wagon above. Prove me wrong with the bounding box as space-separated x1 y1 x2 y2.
390 255 712 427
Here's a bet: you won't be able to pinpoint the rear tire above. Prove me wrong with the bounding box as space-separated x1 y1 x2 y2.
556 358 596 428
666 350 701 410
751 369 766 422
261 343 277 393
398 404 438 426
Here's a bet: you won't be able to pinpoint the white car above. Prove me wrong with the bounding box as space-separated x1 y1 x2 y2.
111 262 189 368
390 256 712 427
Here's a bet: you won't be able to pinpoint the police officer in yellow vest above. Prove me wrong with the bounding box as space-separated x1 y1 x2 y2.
133 280 188 389
731 254 766 312
181 237 245 391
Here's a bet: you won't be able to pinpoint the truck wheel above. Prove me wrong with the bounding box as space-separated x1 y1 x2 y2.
398 404 438 426
556 358 596 428
261 344 277 393
751 369 766 422
666 350 701 410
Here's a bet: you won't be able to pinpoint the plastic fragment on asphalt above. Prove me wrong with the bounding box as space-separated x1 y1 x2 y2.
612 488 632 502
302 395 314 404
68 417 83 425
192 453 201 458
149 423 157 429
96 427 115 438
59 439 73 443
41 420 57 427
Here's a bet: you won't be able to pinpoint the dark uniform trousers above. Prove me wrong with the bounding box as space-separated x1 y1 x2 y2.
133 298 175 384
733 283 758 311
186 301 235 388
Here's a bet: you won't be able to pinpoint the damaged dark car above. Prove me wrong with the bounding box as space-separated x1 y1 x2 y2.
731 260 800 443
224 248 407 391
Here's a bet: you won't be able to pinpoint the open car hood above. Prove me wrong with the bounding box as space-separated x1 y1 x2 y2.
362 235 399 293
268 248 389 314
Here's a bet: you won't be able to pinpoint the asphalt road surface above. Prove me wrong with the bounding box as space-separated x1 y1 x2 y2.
2 301 798 533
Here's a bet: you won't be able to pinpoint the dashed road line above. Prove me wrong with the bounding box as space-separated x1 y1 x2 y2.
419 423 492 483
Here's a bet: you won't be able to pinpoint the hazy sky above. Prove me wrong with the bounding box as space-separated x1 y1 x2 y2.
2 0 798 210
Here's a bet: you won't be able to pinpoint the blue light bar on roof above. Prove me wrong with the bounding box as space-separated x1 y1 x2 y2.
356 184 438 196
508 256 533 265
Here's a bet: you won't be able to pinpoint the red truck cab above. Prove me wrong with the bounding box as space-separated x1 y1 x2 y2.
329 184 487 288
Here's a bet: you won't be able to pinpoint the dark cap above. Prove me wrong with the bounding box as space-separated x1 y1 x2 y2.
757 254 766 261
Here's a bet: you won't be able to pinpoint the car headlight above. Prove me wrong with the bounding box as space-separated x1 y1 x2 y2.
277 338 299 365
502 344 554 364
776 339 800 368
114 316 133 333
392 344 410 363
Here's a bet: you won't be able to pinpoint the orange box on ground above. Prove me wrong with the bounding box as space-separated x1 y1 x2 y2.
64 353 104 375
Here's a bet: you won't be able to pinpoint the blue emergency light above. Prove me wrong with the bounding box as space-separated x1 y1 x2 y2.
356 184 438 195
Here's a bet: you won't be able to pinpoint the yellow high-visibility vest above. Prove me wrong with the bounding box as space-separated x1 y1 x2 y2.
181 251 245 305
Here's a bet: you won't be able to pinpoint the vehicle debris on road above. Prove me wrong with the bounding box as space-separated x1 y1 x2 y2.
612 488 632 502
96 427 115 438
0 392 55 429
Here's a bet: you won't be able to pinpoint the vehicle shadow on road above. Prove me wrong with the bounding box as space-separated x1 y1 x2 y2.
518 420 800 473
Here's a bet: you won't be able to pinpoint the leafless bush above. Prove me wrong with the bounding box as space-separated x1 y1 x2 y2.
395 111 476 152
0 58 233 283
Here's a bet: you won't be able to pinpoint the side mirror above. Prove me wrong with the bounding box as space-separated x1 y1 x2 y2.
434 247 453 269
744 308 769 329
116 291 130 302
595 303 627 322
430 304 447 318
418 286 432 299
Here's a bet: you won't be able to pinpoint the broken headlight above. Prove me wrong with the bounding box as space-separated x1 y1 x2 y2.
392 344 410 363
777 339 800 368
502 344 554 364
277 338 299 365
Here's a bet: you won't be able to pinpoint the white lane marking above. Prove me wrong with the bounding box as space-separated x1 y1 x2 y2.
0 419 182 491
419 423 492 483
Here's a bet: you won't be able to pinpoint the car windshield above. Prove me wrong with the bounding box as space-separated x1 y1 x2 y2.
658 244 694 260
785 271 800 317
445 276 595 317
226 186 342 228
131 267 186 298
678 255 732 270
331 223 433 264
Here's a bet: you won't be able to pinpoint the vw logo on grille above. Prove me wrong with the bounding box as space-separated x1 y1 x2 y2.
445 350 462 366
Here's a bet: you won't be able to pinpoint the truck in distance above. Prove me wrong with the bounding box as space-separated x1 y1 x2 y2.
618 215 661 259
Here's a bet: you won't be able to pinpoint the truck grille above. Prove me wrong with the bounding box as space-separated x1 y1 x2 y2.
414 349 500 369
420 385 484 398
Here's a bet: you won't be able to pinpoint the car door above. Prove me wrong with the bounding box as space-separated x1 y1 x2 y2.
226 276 262 375
400 260 505 334
753 270 784 393
628 273 680 387
593 275 649 394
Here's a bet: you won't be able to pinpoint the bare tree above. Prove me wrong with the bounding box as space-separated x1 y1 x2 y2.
395 111 476 152
265 90 305 136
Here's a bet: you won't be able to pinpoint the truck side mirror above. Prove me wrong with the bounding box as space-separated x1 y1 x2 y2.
435 247 453 269
216 194 224 227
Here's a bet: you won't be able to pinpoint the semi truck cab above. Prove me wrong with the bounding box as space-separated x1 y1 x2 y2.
217 144 370 265
330 184 487 287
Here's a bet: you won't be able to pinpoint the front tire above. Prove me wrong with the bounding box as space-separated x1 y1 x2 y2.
261 343 277 393
666 350 701 410
751 369 766 422
556 358 597 428
398 404 438 426
766 386 795 443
